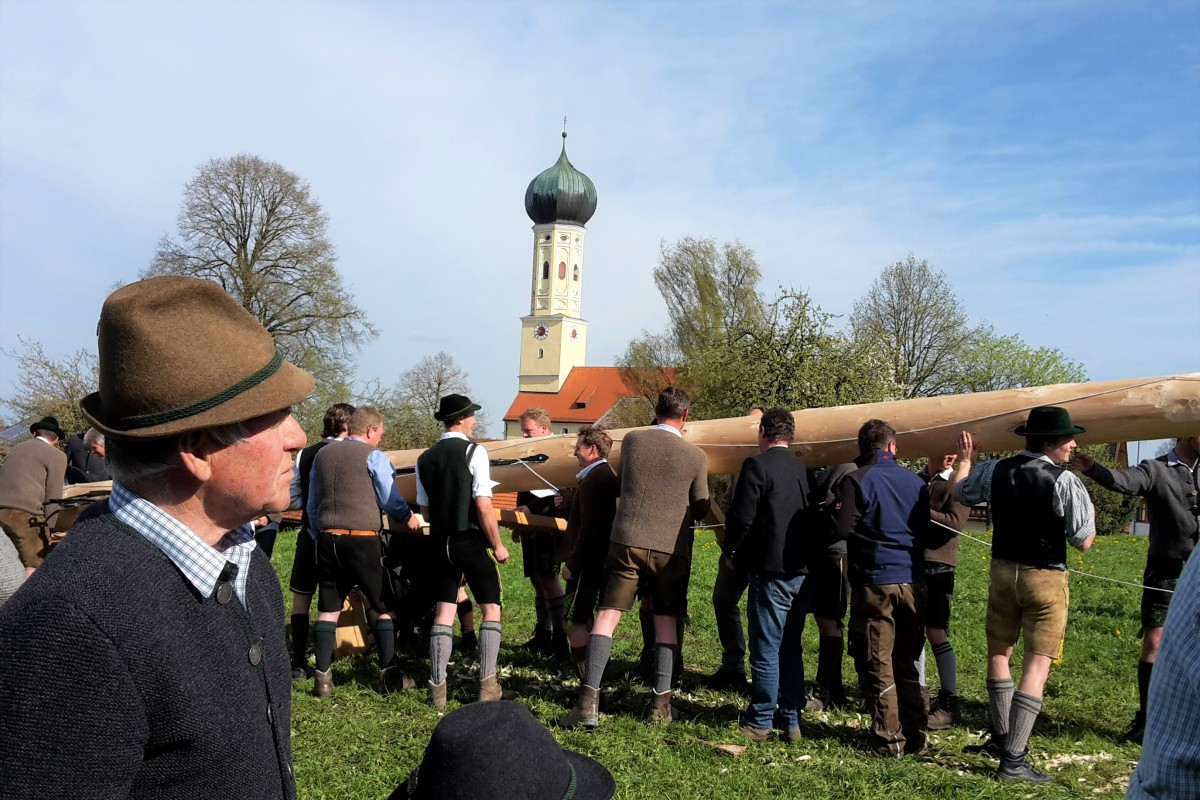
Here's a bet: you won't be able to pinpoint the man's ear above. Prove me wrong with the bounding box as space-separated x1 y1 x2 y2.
176 431 214 482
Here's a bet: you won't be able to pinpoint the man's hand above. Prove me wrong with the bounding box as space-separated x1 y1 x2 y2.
956 431 975 464
553 494 564 509
561 564 573 581
405 513 421 531
514 505 530 514
493 544 510 564
1069 452 1096 472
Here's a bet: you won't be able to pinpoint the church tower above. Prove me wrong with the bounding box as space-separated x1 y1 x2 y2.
518 132 598 393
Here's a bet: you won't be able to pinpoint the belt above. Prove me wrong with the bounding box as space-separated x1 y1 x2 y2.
324 528 379 537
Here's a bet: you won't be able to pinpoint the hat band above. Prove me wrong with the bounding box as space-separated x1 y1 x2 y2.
115 350 284 430
562 763 577 800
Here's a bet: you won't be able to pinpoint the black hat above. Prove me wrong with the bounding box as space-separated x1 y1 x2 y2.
391 701 615 800
1014 406 1086 437
29 416 66 440
434 393 482 422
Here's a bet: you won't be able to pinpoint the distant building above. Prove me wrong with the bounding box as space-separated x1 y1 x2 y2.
503 133 643 439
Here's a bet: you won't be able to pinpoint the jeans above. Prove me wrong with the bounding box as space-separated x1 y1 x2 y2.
744 571 812 730
712 558 750 673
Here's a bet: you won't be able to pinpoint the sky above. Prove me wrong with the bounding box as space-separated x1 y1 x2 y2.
1 1 1197 438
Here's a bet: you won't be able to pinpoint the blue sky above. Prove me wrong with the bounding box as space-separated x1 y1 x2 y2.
1 1 1197 436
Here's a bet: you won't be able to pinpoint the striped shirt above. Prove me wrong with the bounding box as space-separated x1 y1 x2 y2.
956 451 1095 549
110 482 257 607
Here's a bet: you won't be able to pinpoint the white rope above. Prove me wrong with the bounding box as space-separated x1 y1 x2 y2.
515 460 561 493
945 519 1171 594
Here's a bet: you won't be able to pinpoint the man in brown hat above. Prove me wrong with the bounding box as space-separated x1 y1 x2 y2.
0 416 68 575
952 406 1096 783
416 393 510 708
0 276 312 799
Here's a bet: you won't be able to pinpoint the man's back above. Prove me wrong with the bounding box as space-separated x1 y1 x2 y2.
610 428 709 557
311 439 381 533
0 438 66 515
725 447 812 574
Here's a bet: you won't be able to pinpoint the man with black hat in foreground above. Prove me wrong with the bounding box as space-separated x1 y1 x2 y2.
0 275 312 798
308 405 421 698
1071 434 1199 744
391 701 615 799
416 393 509 708
953 406 1096 783
0 415 67 575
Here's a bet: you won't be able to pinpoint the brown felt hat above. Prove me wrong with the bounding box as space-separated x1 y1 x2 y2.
80 276 314 439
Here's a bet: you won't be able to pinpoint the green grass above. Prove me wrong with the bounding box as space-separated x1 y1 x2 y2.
270 530 1147 799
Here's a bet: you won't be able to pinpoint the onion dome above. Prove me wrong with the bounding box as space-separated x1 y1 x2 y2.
524 133 598 226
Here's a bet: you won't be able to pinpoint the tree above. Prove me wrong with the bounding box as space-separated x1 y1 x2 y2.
2 337 97 436
849 255 975 398
951 326 1086 393
362 352 488 450
145 155 375 394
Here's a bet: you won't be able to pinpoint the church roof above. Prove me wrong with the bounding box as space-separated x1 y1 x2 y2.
503 367 636 423
524 133 597 226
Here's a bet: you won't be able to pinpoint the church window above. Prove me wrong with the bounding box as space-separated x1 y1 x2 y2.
573 264 579 281
537 348 544 358
558 261 566 280
541 261 549 280
561 427 569 435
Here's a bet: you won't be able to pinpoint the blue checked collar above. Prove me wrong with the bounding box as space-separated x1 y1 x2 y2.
109 482 257 607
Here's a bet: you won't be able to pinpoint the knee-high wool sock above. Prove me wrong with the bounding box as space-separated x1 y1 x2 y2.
479 621 502 680
987 677 1015 736
313 621 337 673
375 618 395 669
290 613 310 666
534 596 551 633
1005 691 1042 758
546 594 567 632
584 634 614 689
816 635 844 692
655 642 680 694
932 641 957 695
638 608 655 657
1137 660 1153 715
429 624 453 685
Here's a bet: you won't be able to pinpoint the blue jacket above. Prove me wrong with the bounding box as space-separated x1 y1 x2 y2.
833 450 946 586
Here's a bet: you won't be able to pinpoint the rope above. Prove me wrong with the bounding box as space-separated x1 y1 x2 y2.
944 519 1171 594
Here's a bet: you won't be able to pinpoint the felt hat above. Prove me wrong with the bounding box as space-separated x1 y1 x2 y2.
434 393 482 422
80 276 314 439
28 416 66 440
1013 406 1086 437
391 701 615 800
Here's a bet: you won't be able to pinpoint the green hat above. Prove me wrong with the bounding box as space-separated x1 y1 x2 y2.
1014 406 1086 437
80 276 314 439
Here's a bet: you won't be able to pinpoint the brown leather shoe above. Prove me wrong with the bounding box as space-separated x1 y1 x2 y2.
428 679 447 710
927 691 960 730
558 686 600 729
739 724 772 741
478 674 504 703
784 726 803 743
648 689 680 724
312 668 333 698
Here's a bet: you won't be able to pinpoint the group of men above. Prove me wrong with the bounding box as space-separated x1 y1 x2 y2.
0 273 1195 796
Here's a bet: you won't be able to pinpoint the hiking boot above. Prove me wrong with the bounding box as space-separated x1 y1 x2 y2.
478 674 505 703
648 689 680 724
927 691 961 730
705 669 750 693
784 726 803 743
559 686 600 729
377 665 416 695
428 679 447 711
291 663 308 682
805 684 845 712
312 668 333 698
903 730 928 755
517 628 552 655
739 724 773 742
965 731 1006 757
998 750 1052 783
1122 711 1146 745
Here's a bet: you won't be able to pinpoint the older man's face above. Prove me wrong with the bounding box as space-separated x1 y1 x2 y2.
208 409 306 520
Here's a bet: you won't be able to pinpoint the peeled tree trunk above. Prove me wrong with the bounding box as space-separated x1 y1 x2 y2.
388 372 1200 502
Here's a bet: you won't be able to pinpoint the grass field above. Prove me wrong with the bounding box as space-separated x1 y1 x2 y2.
272 529 1148 799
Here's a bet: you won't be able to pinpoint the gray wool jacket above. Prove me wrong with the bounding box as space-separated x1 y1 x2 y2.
1086 452 1199 560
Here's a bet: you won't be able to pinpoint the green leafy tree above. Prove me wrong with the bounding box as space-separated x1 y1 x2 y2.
952 326 1087 392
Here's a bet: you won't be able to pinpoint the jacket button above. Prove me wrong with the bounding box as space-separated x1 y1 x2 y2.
215 583 233 604
249 643 263 665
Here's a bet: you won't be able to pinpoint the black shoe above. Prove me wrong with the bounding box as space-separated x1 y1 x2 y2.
805 684 846 712
965 731 1006 757
1122 711 1146 745
998 750 1052 783
517 629 552 655
291 664 307 682
705 669 749 693
550 628 571 661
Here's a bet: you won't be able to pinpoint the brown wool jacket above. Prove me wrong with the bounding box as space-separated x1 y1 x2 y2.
609 427 710 558
922 471 968 567
0 438 67 518
559 461 620 574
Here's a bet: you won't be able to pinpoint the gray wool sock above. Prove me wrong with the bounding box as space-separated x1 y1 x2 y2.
933 641 957 695
546 594 567 632
987 677 1015 736
479 621 502 680
584 634 613 689
655 642 679 694
1004 691 1043 758
534 596 551 633
429 624 454 685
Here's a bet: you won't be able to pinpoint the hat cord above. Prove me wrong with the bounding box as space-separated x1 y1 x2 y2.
115 351 283 429
561 763 577 800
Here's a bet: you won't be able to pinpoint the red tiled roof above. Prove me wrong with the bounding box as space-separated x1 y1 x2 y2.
503 367 640 423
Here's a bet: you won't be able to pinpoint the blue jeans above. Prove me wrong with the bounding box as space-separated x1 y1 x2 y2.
712 557 750 674
744 571 812 730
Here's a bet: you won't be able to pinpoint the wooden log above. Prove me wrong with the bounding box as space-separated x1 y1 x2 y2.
388 372 1199 501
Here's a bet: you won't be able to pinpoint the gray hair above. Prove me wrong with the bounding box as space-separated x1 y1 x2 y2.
83 428 105 447
106 419 251 488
